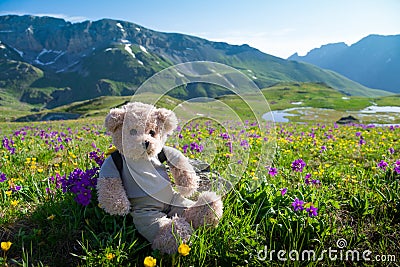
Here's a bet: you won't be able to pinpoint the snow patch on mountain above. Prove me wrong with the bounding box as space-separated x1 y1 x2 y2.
34 49 66 65
11 47 24 57
116 23 124 30
124 44 136 58
139 45 148 54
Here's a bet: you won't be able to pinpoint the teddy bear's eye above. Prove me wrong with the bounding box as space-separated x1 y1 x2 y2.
149 130 156 137
130 129 137 136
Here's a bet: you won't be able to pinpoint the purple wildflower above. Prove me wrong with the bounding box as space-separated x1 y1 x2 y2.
306 205 318 217
291 158 306 172
311 179 321 185
292 198 304 212
89 151 104 166
305 173 311 184
388 148 395 155
394 160 400 174
281 188 287 196
378 160 388 171
75 188 92 206
226 141 233 153
220 133 230 140
2 136 16 154
268 167 278 176
190 142 204 153
182 144 189 154
240 140 249 149
49 173 65 189
0 173 6 182
359 137 366 146
62 167 98 206
11 185 22 192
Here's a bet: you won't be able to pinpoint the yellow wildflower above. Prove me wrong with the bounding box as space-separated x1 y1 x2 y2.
11 200 19 207
47 214 56 220
105 145 117 157
106 253 115 260
143 256 157 267
178 243 191 256
1 241 12 252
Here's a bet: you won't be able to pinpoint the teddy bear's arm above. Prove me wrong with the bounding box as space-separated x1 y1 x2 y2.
163 146 199 197
97 156 131 216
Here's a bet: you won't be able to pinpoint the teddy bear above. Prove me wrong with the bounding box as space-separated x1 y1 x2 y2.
96 102 223 254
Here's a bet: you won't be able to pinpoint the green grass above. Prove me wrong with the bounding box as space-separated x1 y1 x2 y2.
0 117 399 266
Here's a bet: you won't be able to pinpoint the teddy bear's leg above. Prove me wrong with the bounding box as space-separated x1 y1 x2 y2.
130 188 193 255
183 191 223 229
167 190 195 217
151 215 193 254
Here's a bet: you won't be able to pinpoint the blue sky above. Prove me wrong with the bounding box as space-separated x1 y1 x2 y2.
1 0 399 58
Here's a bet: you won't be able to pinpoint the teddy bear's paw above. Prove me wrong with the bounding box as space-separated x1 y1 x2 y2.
183 191 223 229
151 215 193 255
172 170 199 197
96 178 131 216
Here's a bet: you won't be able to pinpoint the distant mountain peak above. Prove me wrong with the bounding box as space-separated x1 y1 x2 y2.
288 34 400 93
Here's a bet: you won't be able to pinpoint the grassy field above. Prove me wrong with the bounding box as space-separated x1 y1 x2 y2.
0 113 399 266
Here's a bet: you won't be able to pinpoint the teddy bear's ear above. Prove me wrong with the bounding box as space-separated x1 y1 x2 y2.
105 107 126 133
155 108 178 135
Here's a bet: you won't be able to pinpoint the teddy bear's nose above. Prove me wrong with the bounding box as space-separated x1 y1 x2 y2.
144 141 150 149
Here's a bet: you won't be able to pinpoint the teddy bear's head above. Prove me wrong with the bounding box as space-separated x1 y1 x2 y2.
104 102 178 160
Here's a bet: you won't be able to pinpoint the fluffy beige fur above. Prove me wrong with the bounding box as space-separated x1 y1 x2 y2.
151 215 193 254
96 177 131 216
184 191 224 228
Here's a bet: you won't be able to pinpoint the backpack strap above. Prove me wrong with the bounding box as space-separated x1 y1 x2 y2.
111 150 123 177
158 148 167 163
110 149 167 177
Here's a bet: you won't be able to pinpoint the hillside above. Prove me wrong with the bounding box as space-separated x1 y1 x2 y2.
8 82 400 124
288 34 400 93
0 14 390 112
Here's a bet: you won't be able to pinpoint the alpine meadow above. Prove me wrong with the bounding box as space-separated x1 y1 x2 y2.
0 12 400 267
